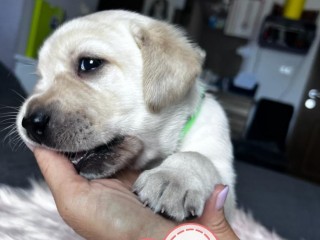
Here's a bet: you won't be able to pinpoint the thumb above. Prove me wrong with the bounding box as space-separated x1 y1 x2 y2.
33 147 88 202
197 184 239 240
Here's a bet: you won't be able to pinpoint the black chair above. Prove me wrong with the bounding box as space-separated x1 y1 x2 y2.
234 98 294 172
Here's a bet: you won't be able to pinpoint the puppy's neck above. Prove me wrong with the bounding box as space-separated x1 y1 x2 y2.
133 83 202 169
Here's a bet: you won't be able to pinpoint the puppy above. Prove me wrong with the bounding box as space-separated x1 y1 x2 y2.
17 10 236 221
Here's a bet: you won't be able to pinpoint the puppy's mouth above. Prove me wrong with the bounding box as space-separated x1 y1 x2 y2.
56 135 143 179
62 136 124 166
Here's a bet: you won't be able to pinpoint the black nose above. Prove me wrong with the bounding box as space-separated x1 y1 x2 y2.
22 111 50 144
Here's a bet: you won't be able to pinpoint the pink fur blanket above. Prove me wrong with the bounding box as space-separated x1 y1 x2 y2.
0 181 285 240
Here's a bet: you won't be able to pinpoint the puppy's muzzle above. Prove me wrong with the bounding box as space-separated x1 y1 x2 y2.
22 110 50 144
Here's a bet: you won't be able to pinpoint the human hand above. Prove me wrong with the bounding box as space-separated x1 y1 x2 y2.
33 147 239 240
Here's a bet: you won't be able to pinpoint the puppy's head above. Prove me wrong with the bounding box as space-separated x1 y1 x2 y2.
17 10 204 156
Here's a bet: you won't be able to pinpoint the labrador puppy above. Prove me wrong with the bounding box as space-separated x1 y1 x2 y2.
17 10 236 221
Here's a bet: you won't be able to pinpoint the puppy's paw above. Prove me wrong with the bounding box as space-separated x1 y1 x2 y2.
133 168 207 221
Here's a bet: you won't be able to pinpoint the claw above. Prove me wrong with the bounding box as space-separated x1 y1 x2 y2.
190 209 195 217
143 201 149 207
185 208 198 220
161 207 165 214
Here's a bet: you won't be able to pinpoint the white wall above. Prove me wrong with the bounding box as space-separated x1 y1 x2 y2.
236 0 320 111
0 1 26 70
0 0 99 71
16 0 35 56
254 0 320 111
46 0 99 20
15 0 100 58
235 0 320 139
8 0 99 95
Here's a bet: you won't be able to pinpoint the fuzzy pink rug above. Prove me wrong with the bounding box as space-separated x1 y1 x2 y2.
0 181 285 240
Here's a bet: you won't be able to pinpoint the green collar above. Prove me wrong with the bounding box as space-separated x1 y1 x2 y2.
180 92 205 140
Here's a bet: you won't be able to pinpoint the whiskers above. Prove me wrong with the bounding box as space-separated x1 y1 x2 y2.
11 89 26 103
0 105 24 151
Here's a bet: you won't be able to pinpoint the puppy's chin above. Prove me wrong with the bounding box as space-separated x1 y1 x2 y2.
62 135 143 180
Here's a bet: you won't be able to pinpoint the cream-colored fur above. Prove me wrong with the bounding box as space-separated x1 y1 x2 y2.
17 10 236 221
0 182 285 240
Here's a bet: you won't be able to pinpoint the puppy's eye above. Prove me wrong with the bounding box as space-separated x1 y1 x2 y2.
78 58 103 73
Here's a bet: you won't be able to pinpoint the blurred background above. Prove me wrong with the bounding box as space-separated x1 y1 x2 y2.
0 0 320 239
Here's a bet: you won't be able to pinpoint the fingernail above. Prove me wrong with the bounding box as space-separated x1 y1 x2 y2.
215 185 229 210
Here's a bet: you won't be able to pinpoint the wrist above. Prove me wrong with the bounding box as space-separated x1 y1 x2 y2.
137 217 176 240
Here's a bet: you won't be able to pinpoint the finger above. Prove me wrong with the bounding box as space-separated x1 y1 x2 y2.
197 184 239 240
33 147 89 199
113 168 140 189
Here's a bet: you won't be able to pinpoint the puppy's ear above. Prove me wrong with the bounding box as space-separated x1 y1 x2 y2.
132 21 205 112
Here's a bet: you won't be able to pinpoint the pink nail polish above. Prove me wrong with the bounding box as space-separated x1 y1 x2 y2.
215 185 229 210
